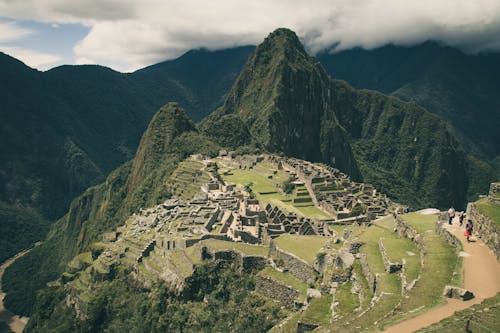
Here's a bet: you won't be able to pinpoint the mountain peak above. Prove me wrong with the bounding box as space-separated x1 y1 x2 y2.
265 28 302 46
201 28 361 179
129 102 196 188
253 28 308 65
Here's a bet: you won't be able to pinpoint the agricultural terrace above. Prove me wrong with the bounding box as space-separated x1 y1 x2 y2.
218 160 331 219
273 234 330 265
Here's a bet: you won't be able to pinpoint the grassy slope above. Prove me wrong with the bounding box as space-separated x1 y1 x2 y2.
381 213 460 328
273 234 329 265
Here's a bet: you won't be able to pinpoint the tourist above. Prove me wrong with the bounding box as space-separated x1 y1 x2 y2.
448 207 455 225
459 211 465 226
465 220 473 242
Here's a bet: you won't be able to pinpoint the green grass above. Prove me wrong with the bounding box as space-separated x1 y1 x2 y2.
324 224 402 332
379 213 459 329
220 162 332 220
294 205 332 220
168 250 195 277
168 160 209 199
352 261 374 309
268 312 302 333
477 198 500 228
381 237 420 283
335 282 360 316
259 267 308 299
301 295 332 325
202 239 268 257
274 234 330 265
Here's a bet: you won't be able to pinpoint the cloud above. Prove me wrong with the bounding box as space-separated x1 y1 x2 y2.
0 21 34 43
1 46 62 70
1 0 500 71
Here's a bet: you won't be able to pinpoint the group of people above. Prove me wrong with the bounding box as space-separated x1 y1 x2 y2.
448 207 474 242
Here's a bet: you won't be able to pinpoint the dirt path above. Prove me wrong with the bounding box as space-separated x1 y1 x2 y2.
0 244 40 333
383 217 500 333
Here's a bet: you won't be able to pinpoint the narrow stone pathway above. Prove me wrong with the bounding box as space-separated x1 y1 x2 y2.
0 244 41 333
383 216 500 333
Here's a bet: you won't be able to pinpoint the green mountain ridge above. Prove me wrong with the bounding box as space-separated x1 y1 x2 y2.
201 28 466 208
2 103 220 315
318 42 500 162
0 47 249 263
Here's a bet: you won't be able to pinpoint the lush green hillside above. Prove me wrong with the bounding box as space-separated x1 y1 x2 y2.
318 43 500 199
201 28 467 208
2 103 220 315
0 48 249 264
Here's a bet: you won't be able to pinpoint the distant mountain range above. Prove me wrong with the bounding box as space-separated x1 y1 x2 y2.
1 30 498 271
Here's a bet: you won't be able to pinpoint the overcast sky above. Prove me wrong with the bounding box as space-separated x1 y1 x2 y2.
1 0 500 72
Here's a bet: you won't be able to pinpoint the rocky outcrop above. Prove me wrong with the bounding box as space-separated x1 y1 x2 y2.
443 285 474 301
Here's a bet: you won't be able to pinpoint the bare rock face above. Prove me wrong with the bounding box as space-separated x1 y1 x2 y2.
443 285 474 301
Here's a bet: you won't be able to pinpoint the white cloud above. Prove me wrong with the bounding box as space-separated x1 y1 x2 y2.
0 46 62 70
1 0 500 71
0 21 34 43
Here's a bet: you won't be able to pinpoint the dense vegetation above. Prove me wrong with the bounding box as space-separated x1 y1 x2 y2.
318 42 500 200
0 48 250 261
201 28 467 208
0 322 13 333
0 202 49 263
3 104 220 315
25 261 285 333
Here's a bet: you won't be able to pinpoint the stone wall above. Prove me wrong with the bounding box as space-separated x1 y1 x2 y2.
435 220 462 254
467 202 500 260
255 275 300 307
270 243 315 282
378 239 402 273
394 216 425 252
358 253 377 293
201 246 267 272
489 182 500 204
